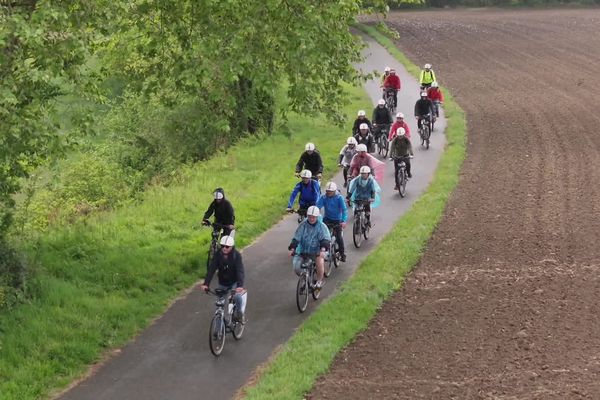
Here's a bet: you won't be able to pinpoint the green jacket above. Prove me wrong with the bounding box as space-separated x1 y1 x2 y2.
390 136 413 158
419 69 436 85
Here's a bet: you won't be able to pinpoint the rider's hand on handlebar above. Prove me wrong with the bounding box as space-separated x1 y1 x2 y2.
235 287 245 293
369 198 375 203
409 155 414 159
200 284 209 292
294 172 301 178
316 173 322 179
286 207 293 213
202 219 210 226
341 222 347 229
227 224 235 230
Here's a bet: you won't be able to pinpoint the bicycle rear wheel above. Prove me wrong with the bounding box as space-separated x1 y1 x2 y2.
209 314 226 356
296 274 309 313
353 216 363 248
363 214 370 240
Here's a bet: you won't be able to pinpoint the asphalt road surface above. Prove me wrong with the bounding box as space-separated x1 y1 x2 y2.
58 33 447 400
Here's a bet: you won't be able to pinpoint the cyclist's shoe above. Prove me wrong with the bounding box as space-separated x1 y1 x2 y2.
343 181 347 188
394 185 399 190
340 253 347 262
234 309 244 323
408 173 412 178
315 280 324 290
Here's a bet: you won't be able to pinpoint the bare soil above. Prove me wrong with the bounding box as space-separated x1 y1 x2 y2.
311 8 600 399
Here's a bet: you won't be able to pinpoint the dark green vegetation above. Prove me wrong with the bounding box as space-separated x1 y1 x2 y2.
1 0 409 308
242 25 467 399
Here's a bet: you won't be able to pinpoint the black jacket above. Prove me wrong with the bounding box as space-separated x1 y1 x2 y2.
205 249 245 287
372 106 392 125
354 132 374 152
414 99 435 117
203 198 235 225
295 150 323 175
352 117 373 135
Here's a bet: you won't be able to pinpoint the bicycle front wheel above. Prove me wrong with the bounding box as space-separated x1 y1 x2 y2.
296 274 309 313
397 169 407 198
363 214 370 240
311 268 321 300
209 314 226 356
353 216 363 248
380 136 389 158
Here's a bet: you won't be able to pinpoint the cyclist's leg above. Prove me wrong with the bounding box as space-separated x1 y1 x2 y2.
393 90 398 107
365 202 372 225
315 253 325 283
233 290 247 321
335 224 346 259
405 158 412 178
343 165 349 186
393 159 400 188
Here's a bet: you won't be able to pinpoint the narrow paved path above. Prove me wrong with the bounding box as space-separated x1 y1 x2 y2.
58 34 446 400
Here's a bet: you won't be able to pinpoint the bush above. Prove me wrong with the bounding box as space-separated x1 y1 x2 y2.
0 239 25 310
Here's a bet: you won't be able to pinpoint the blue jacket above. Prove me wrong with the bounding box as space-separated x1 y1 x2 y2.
316 193 347 223
289 219 331 255
287 180 320 209
348 176 380 201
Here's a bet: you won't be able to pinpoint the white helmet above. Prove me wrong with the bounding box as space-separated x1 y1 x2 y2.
356 144 368 152
305 142 315 151
384 66 391 72
397 127 406 137
325 182 337 192
396 112 404 118
347 137 358 145
220 235 235 247
360 166 371 174
307 205 320 217
424 63 431 69
377 99 385 106
300 169 312 179
431 81 438 88
420 91 428 97
359 123 368 130
357 110 366 117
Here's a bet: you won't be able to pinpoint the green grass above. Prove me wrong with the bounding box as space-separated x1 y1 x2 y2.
0 85 370 400
241 25 467 399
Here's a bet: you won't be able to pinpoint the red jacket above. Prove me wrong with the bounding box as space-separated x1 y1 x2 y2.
383 74 401 90
427 87 444 102
389 120 411 140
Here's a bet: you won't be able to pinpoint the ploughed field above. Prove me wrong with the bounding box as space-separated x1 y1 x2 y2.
311 9 600 399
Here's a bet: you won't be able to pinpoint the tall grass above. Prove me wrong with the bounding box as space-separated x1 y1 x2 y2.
242 25 467 399
0 86 371 400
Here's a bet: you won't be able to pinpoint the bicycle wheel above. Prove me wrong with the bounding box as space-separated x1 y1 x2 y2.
396 168 406 198
311 268 321 300
332 237 340 268
209 314 226 356
380 135 389 158
353 216 363 248
231 306 245 340
424 126 431 149
324 237 335 277
296 274 309 313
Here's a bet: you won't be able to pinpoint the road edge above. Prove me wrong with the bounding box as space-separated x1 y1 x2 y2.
239 24 467 400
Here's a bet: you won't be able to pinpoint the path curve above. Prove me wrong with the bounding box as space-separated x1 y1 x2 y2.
58 33 446 400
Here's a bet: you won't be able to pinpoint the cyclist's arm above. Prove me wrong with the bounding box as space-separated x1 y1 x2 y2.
225 200 235 226
204 257 218 286
295 153 306 173
316 152 324 174
419 70 424 84
203 201 215 221
339 196 348 222
287 183 301 209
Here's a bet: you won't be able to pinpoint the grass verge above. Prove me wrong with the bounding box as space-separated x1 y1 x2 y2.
241 24 467 399
0 85 370 400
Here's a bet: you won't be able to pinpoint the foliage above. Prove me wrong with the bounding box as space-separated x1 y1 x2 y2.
242 24 467 400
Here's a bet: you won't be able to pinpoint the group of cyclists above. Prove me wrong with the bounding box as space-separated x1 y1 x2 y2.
199 62 444 324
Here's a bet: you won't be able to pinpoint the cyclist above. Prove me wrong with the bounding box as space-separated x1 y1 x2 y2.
352 110 373 136
316 182 348 262
287 169 321 215
288 206 331 290
202 187 235 235
419 63 436 89
390 128 414 185
380 66 391 86
427 81 444 117
354 123 375 153
338 137 358 188
414 91 435 130
389 112 411 141
372 99 393 141
348 144 385 182
200 235 247 323
295 142 323 180
347 166 381 228
382 68 401 108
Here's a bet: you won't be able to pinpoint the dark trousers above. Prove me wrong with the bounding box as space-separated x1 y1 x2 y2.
324 219 345 256
394 157 411 177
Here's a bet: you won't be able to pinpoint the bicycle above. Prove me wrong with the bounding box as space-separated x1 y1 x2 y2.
203 222 229 269
206 288 245 356
418 114 432 149
373 124 390 158
294 252 321 313
383 88 397 114
324 221 342 277
352 200 371 248
392 155 412 198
